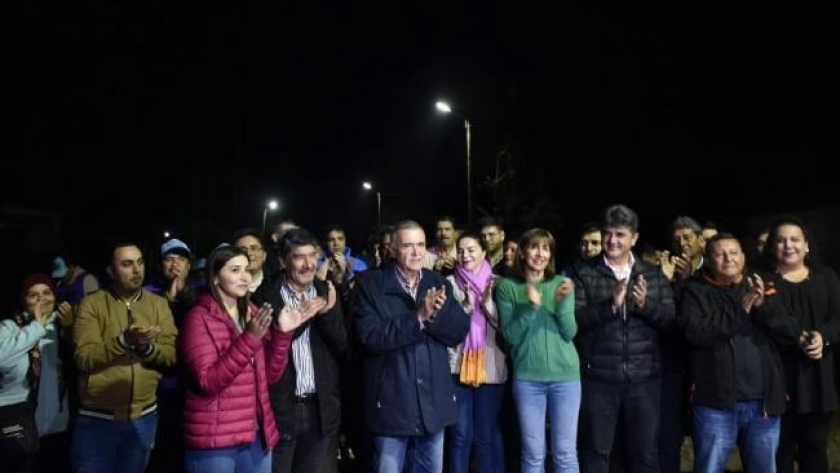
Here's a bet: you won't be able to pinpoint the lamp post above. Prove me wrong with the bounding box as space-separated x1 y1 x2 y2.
261 199 279 234
362 181 382 226
435 100 473 224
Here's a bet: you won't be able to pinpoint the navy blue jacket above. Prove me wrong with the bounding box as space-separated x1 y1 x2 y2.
353 263 470 436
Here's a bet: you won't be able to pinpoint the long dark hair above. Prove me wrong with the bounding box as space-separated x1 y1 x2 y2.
206 245 252 319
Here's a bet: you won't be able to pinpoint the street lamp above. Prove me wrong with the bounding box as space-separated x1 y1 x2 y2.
435 100 473 224
362 181 382 226
261 199 279 234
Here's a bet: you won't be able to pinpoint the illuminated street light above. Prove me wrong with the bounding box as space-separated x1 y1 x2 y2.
435 99 473 223
262 199 279 234
362 181 382 226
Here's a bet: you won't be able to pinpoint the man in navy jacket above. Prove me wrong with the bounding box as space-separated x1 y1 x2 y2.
354 220 470 473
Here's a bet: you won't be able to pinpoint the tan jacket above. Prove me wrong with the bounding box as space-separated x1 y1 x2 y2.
74 289 177 420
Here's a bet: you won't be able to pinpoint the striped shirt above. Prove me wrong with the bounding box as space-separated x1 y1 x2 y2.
280 281 318 396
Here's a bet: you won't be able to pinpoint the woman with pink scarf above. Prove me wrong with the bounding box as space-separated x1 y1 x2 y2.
495 228 580 473
446 232 508 473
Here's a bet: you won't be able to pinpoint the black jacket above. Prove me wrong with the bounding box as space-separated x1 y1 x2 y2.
764 267 840 413
572 256 676 384
679 273 799 414
253 277 349 439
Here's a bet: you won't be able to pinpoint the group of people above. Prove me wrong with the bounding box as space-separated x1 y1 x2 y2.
1 204 838 473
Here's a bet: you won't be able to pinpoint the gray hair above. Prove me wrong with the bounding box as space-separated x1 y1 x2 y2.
669 216 702 236
391 220 425 248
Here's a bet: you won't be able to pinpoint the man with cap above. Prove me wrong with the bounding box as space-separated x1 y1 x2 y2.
143 238 196 473
52 253 100 329
144 238 197 324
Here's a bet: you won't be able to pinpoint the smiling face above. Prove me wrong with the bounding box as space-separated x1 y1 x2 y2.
522 238 552 275
214 254 252 301
457 236 486 273
602 226 638 264
772 223 809 270
707 238 745 284
672 227 704 260
25 283 56 315
283 244 319 290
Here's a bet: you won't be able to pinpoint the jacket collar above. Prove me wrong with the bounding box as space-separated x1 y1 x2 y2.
381 262 436 298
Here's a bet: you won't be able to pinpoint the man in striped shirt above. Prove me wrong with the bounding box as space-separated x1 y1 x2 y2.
253 228 349 473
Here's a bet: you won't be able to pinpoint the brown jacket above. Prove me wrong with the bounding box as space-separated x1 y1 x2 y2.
74 289 177 420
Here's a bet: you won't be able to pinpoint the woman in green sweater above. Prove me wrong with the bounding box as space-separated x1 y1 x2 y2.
496 228 580 473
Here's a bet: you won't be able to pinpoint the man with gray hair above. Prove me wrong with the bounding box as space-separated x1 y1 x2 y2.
354 220 470 473
571 204 676 473
658 215 706 473
661 216 706 284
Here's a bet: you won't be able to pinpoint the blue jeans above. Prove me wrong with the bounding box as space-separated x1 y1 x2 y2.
372 430 444 473
513 379 581 473
692 401 780 473
185 437 271 473
448 381 506 473
71 413 158 473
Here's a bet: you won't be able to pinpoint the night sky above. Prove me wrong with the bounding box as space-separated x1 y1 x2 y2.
4 1 838 278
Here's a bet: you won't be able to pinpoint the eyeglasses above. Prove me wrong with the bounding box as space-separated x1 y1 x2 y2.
238 245 264 253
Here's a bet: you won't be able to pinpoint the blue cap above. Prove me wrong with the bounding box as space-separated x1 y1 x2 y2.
52 257 69 279
194 258 207 270
160 238 192 258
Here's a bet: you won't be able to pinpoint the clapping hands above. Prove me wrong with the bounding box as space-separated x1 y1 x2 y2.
742 273 765 313
419 285 447 322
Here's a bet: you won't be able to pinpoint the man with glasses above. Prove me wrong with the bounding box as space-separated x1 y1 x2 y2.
232 228 271 293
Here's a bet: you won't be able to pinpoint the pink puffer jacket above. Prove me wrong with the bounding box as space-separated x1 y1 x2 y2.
181 293 292 450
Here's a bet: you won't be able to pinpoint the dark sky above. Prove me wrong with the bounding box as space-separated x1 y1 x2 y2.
4 1 838 260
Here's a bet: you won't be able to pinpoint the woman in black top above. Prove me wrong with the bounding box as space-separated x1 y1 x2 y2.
764 217 840 473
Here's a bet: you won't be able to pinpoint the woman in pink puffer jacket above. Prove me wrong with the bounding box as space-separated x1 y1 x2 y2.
181 246 322 473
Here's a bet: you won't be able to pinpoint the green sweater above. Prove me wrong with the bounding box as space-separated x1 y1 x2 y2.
496 275 580 382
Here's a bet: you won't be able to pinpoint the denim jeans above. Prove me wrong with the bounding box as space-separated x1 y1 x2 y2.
448 381 506 473
71 413 158 473
692 400 780 473
513 379 581 473
185 437 271 473
372 430 444 473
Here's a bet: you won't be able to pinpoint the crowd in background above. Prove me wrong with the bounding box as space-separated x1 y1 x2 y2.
2 204 839 473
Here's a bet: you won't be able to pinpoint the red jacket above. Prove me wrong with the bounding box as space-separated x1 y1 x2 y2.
181 293 293 450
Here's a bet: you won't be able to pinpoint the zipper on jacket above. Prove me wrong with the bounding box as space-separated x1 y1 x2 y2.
622 303 629 382
254 358 263 437
126 301 135 417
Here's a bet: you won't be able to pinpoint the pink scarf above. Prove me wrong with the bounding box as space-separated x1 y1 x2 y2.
454 259 494 386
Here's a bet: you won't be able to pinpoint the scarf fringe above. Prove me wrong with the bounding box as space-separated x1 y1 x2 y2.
459 348 487 387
